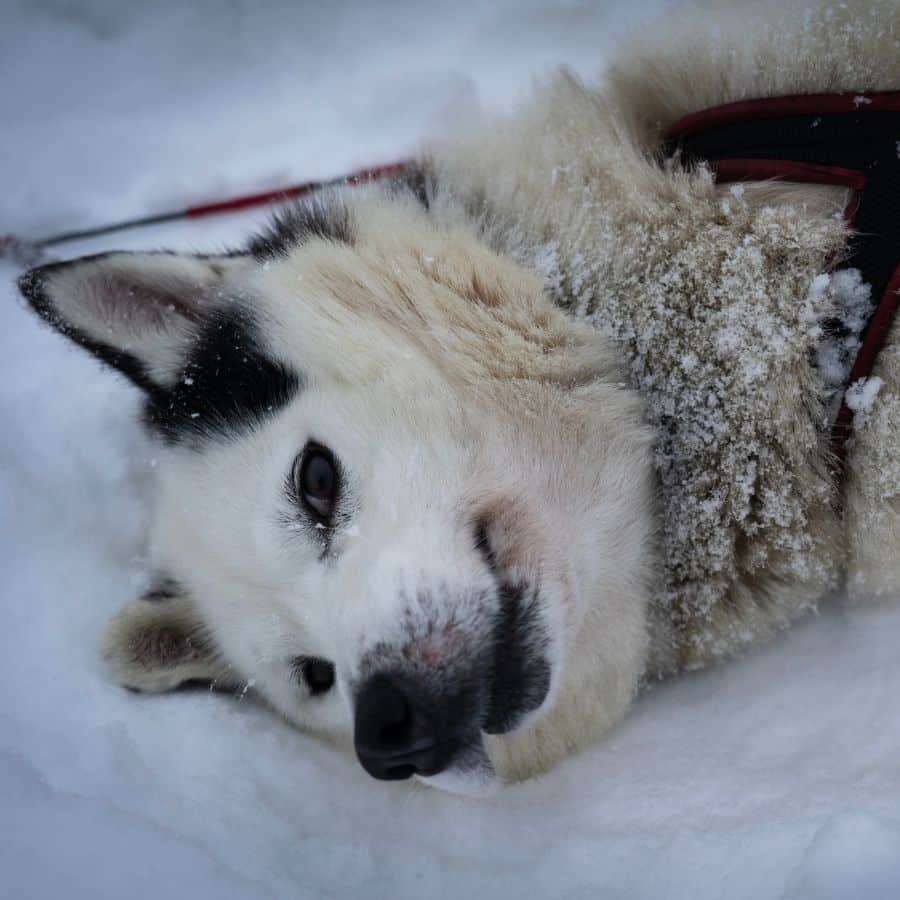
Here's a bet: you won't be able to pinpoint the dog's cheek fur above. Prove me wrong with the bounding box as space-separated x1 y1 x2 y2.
143 405 361 739
479 393 657 782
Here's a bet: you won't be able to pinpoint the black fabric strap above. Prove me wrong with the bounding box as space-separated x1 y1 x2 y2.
667 108 900 316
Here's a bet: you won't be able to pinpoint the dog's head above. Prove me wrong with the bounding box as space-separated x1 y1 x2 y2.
18 185 655 792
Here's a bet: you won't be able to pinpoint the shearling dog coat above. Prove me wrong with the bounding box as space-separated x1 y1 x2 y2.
420 0 900 674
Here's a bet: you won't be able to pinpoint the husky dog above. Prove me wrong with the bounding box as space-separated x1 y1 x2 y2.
17 1 899 793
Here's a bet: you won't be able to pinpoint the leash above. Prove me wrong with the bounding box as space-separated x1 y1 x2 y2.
0 161 408 268
665 91 900 470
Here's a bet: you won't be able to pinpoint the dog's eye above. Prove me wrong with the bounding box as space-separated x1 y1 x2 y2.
292 656 335 695
294 443 339 523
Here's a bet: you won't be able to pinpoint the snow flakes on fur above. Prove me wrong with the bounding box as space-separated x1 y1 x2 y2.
577 0 898 667
423 2 882 668
580 196 847 668
519 132 850 667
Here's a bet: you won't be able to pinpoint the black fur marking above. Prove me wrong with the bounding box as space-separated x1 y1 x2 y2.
474 521 551 735
482 583 551 735
394 163 434 211
143 307 301 446
473 519 497 571
248 193 353 261
17 259 156 394
17 253 298 446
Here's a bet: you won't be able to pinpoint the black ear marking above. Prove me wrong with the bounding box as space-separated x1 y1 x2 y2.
248 192 353 261
16 250 302 445
17 257 157 393
15 250 231 394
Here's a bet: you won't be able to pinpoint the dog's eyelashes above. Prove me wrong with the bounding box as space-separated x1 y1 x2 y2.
292 656 336 695
293 442 340 524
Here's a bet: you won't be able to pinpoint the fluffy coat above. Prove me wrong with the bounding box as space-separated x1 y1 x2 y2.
420 0 899 671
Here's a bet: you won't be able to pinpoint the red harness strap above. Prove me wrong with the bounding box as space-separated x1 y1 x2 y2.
665 93 900 470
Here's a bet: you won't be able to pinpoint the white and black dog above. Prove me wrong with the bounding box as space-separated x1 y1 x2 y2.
16 1 900 793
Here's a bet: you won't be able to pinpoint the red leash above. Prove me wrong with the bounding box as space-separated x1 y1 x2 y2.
1 161 408 267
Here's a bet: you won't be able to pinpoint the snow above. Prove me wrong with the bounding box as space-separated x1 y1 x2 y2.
814 269 876 420
845 376 884 417
3 1 900 898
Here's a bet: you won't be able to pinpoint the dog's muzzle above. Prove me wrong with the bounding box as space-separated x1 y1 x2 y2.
353 587 551 781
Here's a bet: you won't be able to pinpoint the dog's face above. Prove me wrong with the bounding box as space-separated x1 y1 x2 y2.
18 188 655 792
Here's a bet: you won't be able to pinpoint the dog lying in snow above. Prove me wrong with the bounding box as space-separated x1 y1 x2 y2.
16 1 899 793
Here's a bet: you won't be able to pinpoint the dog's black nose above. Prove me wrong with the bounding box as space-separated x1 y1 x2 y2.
353 673 466 780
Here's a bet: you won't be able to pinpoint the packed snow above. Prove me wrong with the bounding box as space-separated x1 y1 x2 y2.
3 2 900 898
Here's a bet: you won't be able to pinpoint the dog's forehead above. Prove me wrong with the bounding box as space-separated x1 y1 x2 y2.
242 193 611 394
275 367 476 459
247 251 433 386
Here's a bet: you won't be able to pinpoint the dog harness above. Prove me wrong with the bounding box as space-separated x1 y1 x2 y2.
665 92 900 469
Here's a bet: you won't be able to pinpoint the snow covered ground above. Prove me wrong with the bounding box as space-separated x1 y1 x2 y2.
3 2 900 898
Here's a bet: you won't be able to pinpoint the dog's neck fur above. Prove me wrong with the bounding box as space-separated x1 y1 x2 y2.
416 0 898 670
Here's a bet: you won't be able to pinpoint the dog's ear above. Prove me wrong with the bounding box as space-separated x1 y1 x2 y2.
102 589 241 694
17 252 249 393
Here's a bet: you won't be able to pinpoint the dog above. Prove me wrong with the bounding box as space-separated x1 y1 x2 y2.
16 0 899 794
